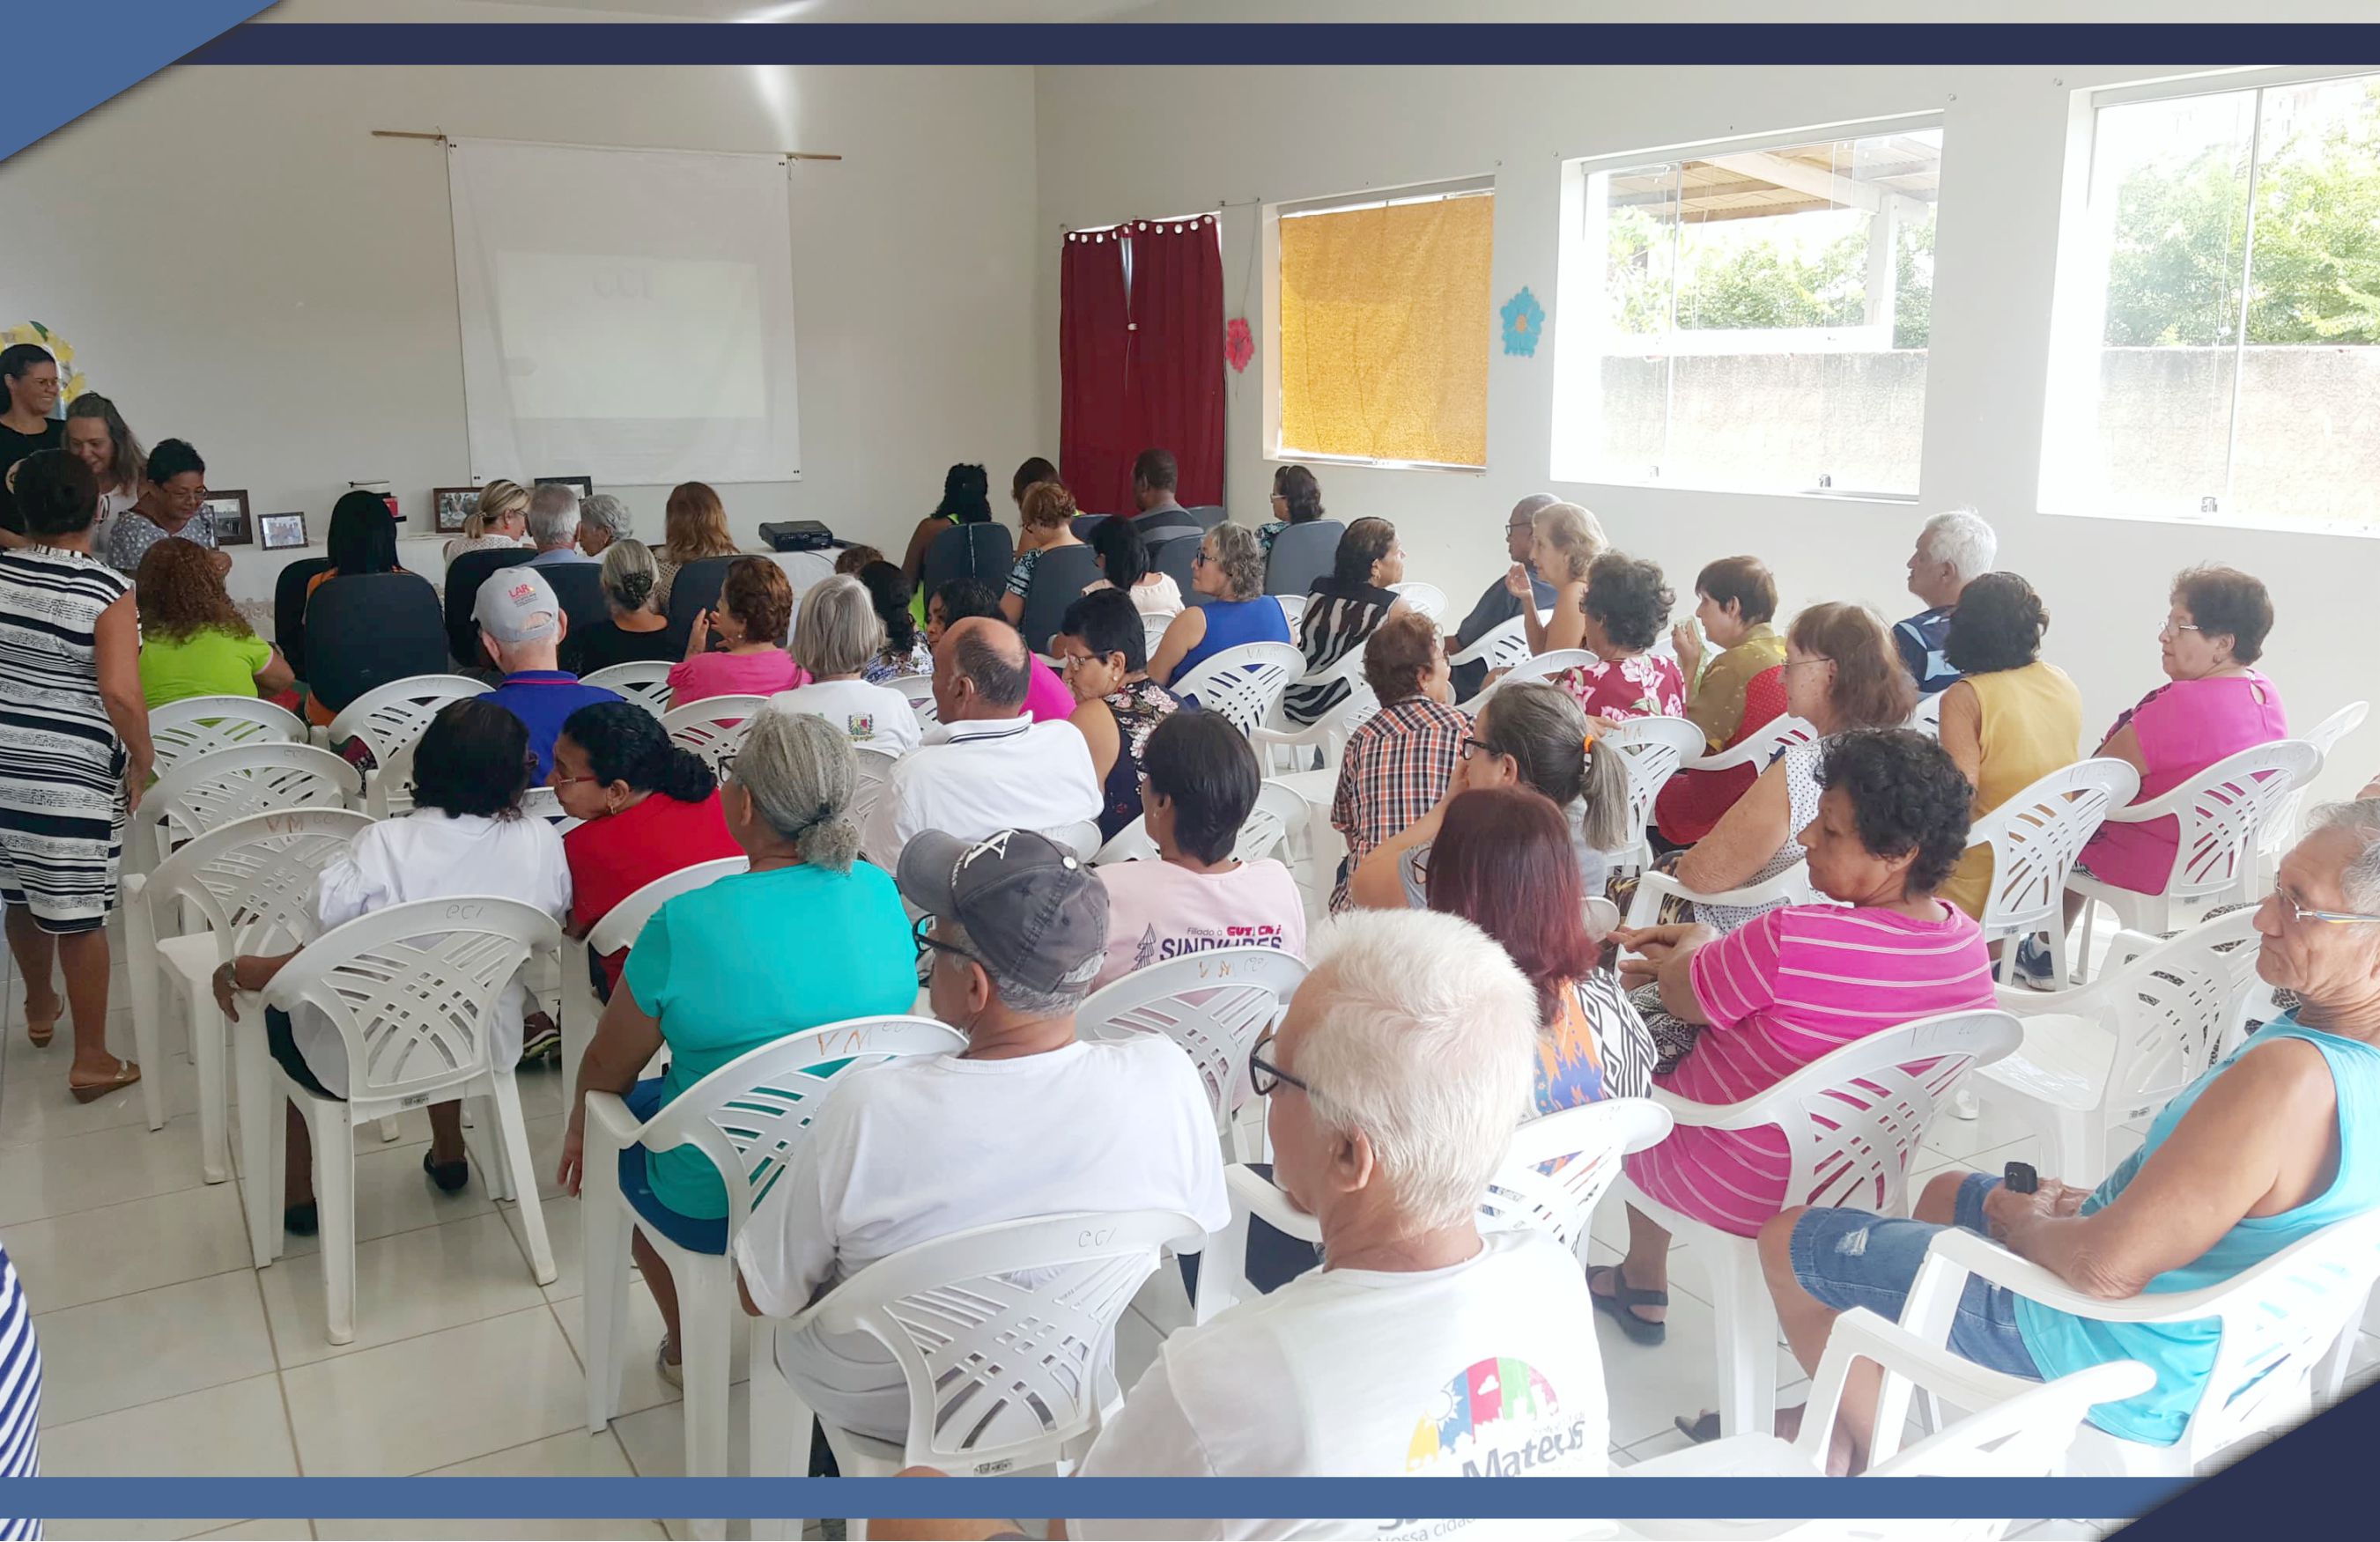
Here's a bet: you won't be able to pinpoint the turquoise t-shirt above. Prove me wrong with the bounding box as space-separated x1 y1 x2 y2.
622 860 919 1219
2014 1015 2380 1446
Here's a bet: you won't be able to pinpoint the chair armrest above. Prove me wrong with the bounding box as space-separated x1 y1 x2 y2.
581 1088 646 1157
1909 1225 2267 1327
1225 1162 1322 1245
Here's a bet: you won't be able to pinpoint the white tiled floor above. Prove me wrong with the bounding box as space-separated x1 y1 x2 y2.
3 924 2373 1542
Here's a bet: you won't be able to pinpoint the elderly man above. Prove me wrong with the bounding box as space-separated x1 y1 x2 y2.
1893 506 1996 696
1753 803 2380 1473
735 827 1228 1448
576 492 632 557
475 566 619 778
523 483 594 566
859 615 1098 870
1447 492 1558 701
1126 447 1202 543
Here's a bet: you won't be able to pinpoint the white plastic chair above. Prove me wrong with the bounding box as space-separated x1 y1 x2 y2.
1456 646 1596 712
1976 908 2264 1187
2066 739 2320 982
662 695 771 781
147 695 306 774
1445 610 1546 679
1686 713 1819 778
1170 641 1305 738
256 896 563 1344
1251 640 1378 777
1618 1308 2155 1541
319 674 488 763
1076 947 1310 1156
1141 612 1173 662
1040 820 1103 862
581 1015 965 1487
849 743 901 833
1600 716 1707 879
122 807 371 1202
1621 862 1824 931
1386 580 1445 622
1898 1207 2380 1476
1964 757 2140 985
582 660 674 719
1194 1098 1674 1325
888 673 936 728
2258 700 2369 883
1616 1008 2023 1438
1909 690 1945 738
1273 593 1307 632
558 857 749 1090
134 741 363 868
1091 779 1308 871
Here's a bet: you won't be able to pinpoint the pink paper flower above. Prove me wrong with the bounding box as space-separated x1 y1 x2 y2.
1225 317 1254 373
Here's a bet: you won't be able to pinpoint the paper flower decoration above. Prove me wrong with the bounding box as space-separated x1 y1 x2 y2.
1 322 87 401
1499 288 1545 358
1225 317 1254 373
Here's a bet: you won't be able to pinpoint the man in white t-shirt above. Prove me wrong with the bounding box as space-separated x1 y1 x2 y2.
734 826 1228 1447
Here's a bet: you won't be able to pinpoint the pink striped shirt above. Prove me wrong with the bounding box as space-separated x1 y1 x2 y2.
1624 902 1995 1236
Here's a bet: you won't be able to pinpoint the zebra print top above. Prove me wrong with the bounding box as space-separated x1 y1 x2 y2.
0 1243 41 1538
1282 576 1400 727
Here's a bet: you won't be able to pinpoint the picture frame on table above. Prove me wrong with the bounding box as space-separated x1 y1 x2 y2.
259 512 309 551
202 490 253 546
432 486 479 534
536 475 595 502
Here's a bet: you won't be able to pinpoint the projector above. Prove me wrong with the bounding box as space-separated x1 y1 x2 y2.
758 520 836 553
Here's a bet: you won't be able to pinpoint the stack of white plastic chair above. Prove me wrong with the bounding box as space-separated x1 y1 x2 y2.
1076 947 1310 1161
1600 716 1708 879
147 696 306 775
1171 641 1305 738
2257 701 2369 885
661 694 772 781
582 660 673 719
1963 757 2140 986
558 857 748 1089
132 741 363 870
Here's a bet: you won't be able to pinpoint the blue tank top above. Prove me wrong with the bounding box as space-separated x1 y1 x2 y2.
2014 1015 2380 1446
1172 596 1293 705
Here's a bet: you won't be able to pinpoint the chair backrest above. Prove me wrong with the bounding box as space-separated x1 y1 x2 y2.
541 561 609 659
272 556 335 677
1463 647 1598 711
1016 543 1105 657
260 895 560 1107
1171 641 1305 737
2261 700 2371 860
2092 908 2267 1125
1696 711 1820 774
1038 819 1104 863
1909 690 1945 738
663 555 743 653
1141 612 1174 662
661 695 772 780
1968 757 2141 941
1237 779 1310 866
148 696 307 774
919 522 1014 605
137 807 374 959
1149 533 1203 609
888 673 938 727
138 742 364 863
2143 738 2323 903
580 660 672 719
1481 1097 1673 1250
440 547 536 667
307 574 449 714
799 1208 1199 1474
1184 504 1227 530
850 743 901 830
1069 513 1108 542
1600 716 1708 866
1458 613 1536 675
324 674 490 764
1263 519 1343 596
1075 947 1311 1133
1386 580 1446 623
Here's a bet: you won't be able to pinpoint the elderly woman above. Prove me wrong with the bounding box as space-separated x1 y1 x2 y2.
63 391 145 542
105 438 223 576
858 561 934 682
651 481 744 612
1509 499 1605 656
666 556 805 707
1325 612 1467 911
1758 805 2380 1470
566 539 677 675
1934 572 2082 923
558 705 917 1384
1557 551 1685 725
1255 462 1325 556
0 452 152 1098
1282 515 1405 727
1000 480 1089 631
1593 730 1995 1346
576 492 632 558
442 478 529 564
1054 587 1179 842
136 537 296 707
772 573 923 756
1656 556 1791 846
1147 521 1291 697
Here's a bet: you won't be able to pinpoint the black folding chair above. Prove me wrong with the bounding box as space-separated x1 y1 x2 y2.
918 521 1014 607
273 557 335 680
443 548 536 668
1015 543 1104 656
1150 533 1206 609
1264 520 1345 597
663 556 742 655
307 574 448 719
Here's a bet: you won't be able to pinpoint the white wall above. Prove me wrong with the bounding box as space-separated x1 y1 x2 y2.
0 62 1041 600
1034 61 2380 803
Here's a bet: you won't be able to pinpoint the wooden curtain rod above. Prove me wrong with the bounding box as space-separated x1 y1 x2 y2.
370 129 841 161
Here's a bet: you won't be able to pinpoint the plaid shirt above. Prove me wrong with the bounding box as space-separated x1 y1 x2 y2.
1329 695 1470 911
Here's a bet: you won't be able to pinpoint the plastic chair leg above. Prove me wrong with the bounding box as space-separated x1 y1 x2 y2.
582 1181 632 1433
677 1251 736 1480
265 1070 289 1265
491 1072 557 1286
748 1332 816 1540
462 1094 512 1201
234 1014 280 1268
310 1099 358 1346
187 990 230 1184
2046 919 2074 993
121 901 168 1133
1707 1238 1781 1438
1194 1203 1253 1326
377 1116 403 1143
2073 896 2100 985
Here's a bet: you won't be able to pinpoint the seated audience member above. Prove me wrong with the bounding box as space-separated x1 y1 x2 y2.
1326 613 1467 912
557 705 918 1383
1001 480 1089 635
860 561 934 682
1254 462 1325 556
211 699 572 1230
1349 680 1630 915
1894 507 1997 697
1510 500 1604 657
1448 492 1558 702
1283 515 1404 727
1758 805 2380 1469
568 539 678 675
898 463 994 594
136 537 294 708
105 437 224 576
652 481 745 612
732 826 1230 1444
1147 522 1291 699
301 490 410 726
859 616 1100 871
442 479 530 565
930 578 1075 722
667 556 806 707
1054 588 1179 842
1083 512 1182 619
523 483 594 566
1654 556 1790 846
63 391 146 544
1933 573 2081 923
550 701 741 995
833 543 884 577
772 574 922 756
1598 730 1993 1345
1009 456 1057 515
576 491 632 558
1127 447 1203 544
2022 564 2288 986
1429 786 1653 1105
1556 552 1685 724
1092 710 1305 989
476 566 622 778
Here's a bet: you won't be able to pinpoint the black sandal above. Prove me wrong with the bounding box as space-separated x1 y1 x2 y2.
422 1150 469 1193
1674 1411 1721 1443
1587 1263 1669 1346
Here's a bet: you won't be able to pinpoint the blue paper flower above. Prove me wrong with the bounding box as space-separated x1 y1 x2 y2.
1500 287 1545 358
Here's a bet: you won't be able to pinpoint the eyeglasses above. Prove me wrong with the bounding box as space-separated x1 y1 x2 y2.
1248 1027 1309 1097
2271 884 2380 927
1459 734 1504 762
2158 619 2205 639
1192 550 1213 566
550 772 599 787
912 912 985 983
1780 656 1835 673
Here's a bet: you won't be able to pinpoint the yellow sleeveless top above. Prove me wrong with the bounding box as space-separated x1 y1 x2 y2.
1939 660 2084 920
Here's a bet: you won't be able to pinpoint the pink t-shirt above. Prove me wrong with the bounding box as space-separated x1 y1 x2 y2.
1024 654 1076 725
1092 858 1309 990
1623 902 1995 1237
668 649 810 706
2078 672 2288 894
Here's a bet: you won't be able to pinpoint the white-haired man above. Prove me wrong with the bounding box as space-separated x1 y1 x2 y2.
1895 506 1997 696
524 483 594 566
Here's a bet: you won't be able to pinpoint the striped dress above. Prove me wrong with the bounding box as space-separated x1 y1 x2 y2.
1 1243 41 1539
1623 901 1995 1237
0 546 131 933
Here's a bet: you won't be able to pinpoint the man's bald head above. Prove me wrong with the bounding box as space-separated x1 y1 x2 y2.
935 615 1031 720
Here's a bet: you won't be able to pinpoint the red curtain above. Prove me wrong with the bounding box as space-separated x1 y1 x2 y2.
1060 216 1224 515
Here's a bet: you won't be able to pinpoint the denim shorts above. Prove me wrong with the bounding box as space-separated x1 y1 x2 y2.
1787 1172 2042 1381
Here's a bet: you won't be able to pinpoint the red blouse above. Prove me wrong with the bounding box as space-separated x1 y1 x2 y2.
563 791 743 990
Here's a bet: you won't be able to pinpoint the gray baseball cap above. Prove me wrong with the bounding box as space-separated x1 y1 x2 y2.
897 829 1109 995
473 564 561 645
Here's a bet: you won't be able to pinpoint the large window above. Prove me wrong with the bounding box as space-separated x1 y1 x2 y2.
1272 184 1495 469
2044 73 2380 533
1552 123 1941 497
